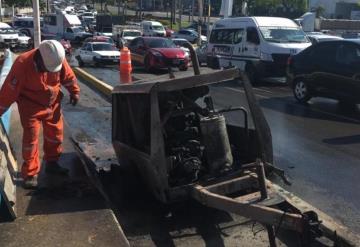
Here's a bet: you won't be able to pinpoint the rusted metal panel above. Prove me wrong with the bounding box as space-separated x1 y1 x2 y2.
112 68 240 94
191 184 305 233
240 75 273 164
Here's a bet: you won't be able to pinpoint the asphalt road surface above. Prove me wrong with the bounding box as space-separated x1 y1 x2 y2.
210 80 360 235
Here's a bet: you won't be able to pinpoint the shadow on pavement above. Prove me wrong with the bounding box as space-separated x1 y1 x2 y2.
323 134 360 145
24 153 107 216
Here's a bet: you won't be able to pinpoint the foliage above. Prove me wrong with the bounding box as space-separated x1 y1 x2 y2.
4 0 31 7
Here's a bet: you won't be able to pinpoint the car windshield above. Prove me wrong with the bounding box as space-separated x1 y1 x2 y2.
259 26 308 43
147 39 176 48
93 43 116 51
153 25 164 31
73 27 84 33
173 40 187 46
124 31 141 37
0 28 17 34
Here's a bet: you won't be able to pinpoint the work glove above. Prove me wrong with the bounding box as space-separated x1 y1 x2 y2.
69 94 79 106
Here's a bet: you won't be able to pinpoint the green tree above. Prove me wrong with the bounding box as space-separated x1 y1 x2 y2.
4 0 32 7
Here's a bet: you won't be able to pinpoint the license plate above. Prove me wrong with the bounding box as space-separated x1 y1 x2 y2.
173 59 180 65
113 59 118 62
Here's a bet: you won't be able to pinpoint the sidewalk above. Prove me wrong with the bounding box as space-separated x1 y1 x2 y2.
0 99 129 246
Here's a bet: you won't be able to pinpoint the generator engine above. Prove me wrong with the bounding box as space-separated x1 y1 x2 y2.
161 90 233 187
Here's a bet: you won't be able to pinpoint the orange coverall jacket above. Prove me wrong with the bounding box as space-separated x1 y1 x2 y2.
0 49 80 178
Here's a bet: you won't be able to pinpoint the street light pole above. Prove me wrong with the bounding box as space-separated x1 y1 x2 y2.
33 0 41 48
0 0 3 22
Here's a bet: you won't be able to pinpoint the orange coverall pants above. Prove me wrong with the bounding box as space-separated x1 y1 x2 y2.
19 99 63 178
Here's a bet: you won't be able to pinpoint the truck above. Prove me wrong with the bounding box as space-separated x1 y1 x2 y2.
296 12 360 35
42 12 92 43
96 15 113 37
112 25 142 45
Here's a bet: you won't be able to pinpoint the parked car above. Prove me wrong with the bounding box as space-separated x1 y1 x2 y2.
185 22 210 36
195 42 208 65
17 32 31 48
172 38 191 57
75 42 120 67
84 35 115 46
128 37 189 72
140 21 166 37
287 40 360 104
172 29 207 44
165 26 174 37
306 32 343 44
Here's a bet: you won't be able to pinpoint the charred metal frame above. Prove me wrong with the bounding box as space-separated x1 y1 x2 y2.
111 56 359 245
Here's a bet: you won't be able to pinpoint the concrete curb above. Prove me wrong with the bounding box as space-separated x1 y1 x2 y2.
73 67 114 97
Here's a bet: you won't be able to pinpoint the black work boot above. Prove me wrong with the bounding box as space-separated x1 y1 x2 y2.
23 175 38 189
45 161 69 176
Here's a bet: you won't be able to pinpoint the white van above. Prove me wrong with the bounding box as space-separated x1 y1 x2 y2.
140 21 166 37
207 17 312 82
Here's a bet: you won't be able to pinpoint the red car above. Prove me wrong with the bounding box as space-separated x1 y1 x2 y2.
128 37 189 72
165 26 174 37
84 35 115 45
40 34 72 55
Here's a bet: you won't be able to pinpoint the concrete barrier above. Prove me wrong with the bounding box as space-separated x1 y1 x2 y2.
73 67 114 98
0 49 14 134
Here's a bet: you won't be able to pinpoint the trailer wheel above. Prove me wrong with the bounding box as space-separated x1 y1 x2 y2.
293 78 311 103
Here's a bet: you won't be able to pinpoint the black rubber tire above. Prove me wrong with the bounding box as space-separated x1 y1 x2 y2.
293 78 312 103
144 56 152 72
338 100 357 111
75 36 81 44
179 66 188 71
77 56 84 67
245 64 258 85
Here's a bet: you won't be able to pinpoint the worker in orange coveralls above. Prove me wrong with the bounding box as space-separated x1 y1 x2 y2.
0 40 80 189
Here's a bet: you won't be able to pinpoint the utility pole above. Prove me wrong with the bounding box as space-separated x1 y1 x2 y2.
178 0 182 30
0 0 3 22
33 0 41 48
118 0 121 15
207 0 210 38
197 0 203 46
191 0 194 22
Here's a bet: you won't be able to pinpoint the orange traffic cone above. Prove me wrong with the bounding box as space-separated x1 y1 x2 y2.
120 72 132 84
120 47 132 74
119 47 132 84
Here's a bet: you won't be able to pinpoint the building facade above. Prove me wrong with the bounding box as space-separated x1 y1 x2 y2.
310 0 359 18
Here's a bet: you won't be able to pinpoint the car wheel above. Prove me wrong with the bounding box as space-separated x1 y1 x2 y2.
179 66 188 71
77 56 84 67
144 56 152 72
293 78 311 103
75 36 81 44
245 64 258 85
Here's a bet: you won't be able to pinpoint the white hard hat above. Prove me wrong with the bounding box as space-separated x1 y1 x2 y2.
38 40 65 72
